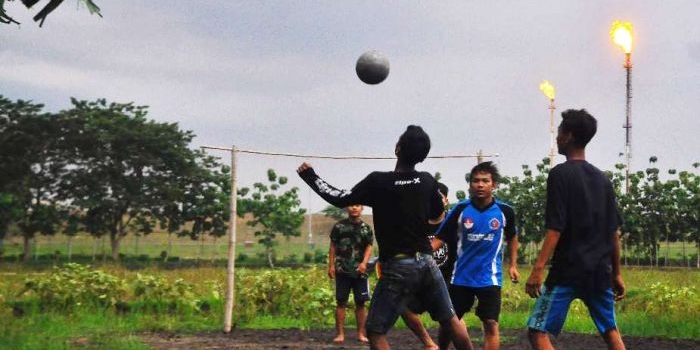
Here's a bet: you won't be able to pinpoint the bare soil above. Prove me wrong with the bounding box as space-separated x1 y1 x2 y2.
140 328 700 350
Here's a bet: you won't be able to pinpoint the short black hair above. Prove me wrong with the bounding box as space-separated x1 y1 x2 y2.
468 161 500 183
437 182 449 196
396 125 431 165
560 109 597 148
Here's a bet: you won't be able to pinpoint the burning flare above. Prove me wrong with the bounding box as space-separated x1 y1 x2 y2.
539 80 555 100
611 20 633 54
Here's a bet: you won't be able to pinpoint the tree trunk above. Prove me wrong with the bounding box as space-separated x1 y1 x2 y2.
267 247 275 268
101 235 107 262
67 236 73 261
166 232 173 262
92 236 98 262
110 233 122 261
22 235 31 262
665 231 669 267
199 232 205 261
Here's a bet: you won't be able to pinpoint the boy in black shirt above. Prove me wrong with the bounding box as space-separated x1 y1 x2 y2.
298 125 474 350
524 109 626 350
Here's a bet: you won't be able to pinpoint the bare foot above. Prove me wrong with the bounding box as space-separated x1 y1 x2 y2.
333 334 344 343
358 335 369 343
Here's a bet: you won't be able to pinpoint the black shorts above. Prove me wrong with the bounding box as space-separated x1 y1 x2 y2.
405 295 426 314
335 274 371 304
449 285 502 322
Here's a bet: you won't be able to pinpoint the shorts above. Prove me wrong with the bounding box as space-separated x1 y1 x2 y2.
365 253 455 335
527 285 618 336
450 285 502 321
405 294 426 314
335 274 370 304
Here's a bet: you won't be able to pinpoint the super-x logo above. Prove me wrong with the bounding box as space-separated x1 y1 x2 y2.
314 178 351 198
394 177 421 186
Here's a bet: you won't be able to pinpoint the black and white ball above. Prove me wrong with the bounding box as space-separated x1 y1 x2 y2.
355 50 390 85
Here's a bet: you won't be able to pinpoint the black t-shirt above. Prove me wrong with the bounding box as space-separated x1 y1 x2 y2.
299 168 444 262
544 160 620 291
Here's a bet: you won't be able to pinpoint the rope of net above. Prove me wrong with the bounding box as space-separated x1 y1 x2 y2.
201 146 498 160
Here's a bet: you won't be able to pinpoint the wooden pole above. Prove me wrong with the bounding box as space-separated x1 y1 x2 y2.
224 146 238 333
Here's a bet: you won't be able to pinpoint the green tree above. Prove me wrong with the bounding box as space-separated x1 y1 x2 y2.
1 0 101 26
0 96 67 261
497 158 550 264
59 98 213 260
612 158 699 267
0 193 22 257
681 163 700 267
321 205 345 221
238 169 306 268
154 149 230 260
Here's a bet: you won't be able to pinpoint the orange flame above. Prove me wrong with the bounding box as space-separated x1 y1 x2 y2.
539 80 555 100
610 20 633 54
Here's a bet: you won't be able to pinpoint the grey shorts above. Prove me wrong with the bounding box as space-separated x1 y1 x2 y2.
365 253 456 335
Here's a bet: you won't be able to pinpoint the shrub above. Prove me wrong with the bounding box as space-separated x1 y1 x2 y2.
132 273 201 312
17 263 127 311
235 267 335 326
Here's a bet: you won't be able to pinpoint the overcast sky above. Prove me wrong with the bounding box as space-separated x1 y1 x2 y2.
2 1 699 212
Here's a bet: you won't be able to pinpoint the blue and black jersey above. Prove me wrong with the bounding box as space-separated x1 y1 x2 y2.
435 198 517 288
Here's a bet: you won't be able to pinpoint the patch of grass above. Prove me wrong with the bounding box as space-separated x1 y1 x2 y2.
0 310 151 350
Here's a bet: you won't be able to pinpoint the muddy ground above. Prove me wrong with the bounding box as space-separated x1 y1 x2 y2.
141 328 700 349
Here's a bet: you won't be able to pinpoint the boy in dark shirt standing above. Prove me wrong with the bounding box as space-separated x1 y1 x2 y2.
297 125 474 350
525 109 626 350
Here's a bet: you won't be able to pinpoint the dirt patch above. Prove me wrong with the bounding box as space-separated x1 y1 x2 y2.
140 328 700 349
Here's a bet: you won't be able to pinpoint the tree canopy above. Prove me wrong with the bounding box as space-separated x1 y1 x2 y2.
1 0 101 27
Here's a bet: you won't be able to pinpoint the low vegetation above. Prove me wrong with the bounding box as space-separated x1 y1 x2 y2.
1 263 698 349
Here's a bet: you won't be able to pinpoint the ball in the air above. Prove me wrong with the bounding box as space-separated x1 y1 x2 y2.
355 50 390 85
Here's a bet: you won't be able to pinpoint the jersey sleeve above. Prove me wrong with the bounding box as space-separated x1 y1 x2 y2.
498 203 518 241
428 177 444 220
545 168 567 232
298 168 374 208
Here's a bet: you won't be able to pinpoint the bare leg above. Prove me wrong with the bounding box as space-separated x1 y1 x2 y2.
334 302 346 343
601 328 626 350
401 311 438 349
437 323 450 350
528 329 554 350
368 333 390 350
440 315 475 350
482 319 499 350
356 302 369 343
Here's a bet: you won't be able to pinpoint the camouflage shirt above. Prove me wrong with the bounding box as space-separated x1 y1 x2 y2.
330 218 374 278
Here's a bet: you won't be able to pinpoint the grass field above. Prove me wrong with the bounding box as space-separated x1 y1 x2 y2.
2 214 699 349
1 261 699 350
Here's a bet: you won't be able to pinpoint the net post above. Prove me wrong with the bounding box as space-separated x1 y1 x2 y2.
224 145 238 333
